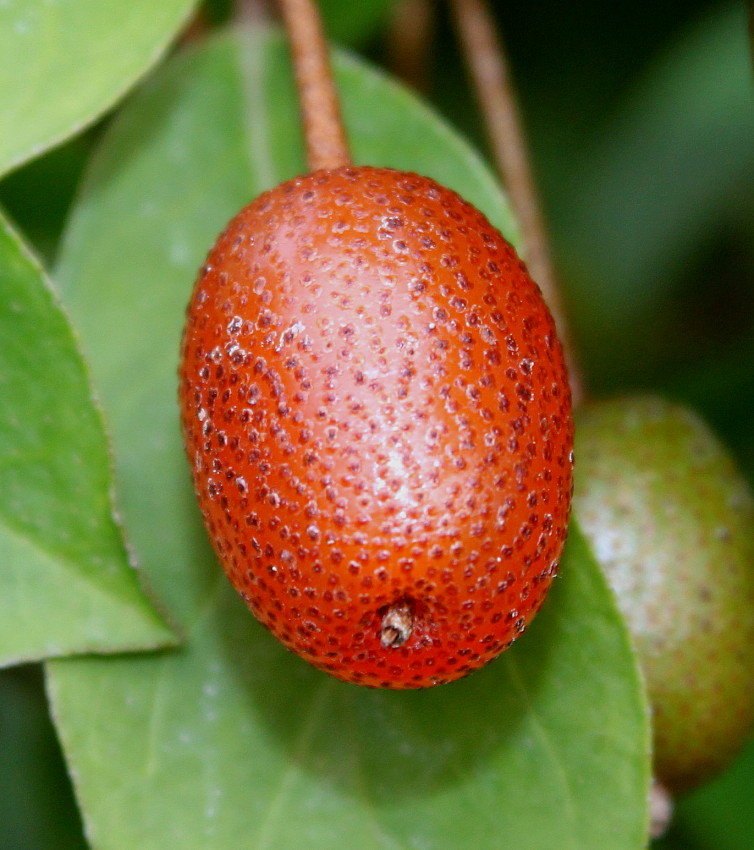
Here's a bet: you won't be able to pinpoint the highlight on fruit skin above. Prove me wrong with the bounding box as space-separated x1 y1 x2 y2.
179 165 574 689
573 395 754 793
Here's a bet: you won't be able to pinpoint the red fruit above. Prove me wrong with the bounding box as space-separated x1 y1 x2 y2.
179 166 573 688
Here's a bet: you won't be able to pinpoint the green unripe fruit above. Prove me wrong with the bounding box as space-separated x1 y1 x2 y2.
573 395 754 794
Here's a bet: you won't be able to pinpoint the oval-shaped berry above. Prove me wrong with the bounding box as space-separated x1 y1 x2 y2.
574 396 754 792
179 166 573 689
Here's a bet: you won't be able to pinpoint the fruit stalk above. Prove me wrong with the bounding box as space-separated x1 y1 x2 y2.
449 0 584 406
277 0 352 171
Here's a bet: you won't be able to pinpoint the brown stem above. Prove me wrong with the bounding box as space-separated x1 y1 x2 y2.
387 0 435 93
449 0 584 406
277 0 352 172
236 0 273 24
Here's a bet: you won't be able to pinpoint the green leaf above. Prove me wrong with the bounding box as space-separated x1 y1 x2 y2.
49 27 649 849
0 0 198 178
49 522 649 850
0 212 176 666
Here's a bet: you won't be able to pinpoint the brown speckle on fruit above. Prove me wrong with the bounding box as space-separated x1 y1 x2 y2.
179 166 573 689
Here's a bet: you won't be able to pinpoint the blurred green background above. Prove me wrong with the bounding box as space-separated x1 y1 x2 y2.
1 0 752 847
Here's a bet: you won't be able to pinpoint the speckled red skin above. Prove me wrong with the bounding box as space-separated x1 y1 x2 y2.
179 166 573 688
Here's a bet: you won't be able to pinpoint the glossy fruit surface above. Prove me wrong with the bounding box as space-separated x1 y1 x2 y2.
179 166 573 688
574 396 754 792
